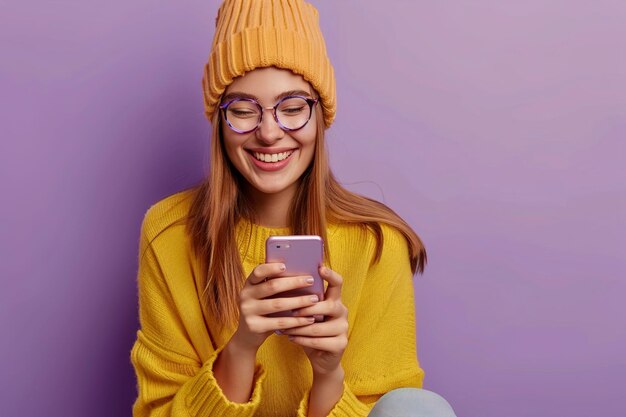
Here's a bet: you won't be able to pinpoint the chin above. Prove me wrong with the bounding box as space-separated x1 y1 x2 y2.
247 178 298 195
255 185 293 195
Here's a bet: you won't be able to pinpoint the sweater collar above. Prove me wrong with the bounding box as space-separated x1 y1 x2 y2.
235 218 292 264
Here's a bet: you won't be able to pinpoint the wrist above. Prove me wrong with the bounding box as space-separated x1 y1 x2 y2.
228 330 259 359
313 365 344 384
214 332 259 403
309 366 345 417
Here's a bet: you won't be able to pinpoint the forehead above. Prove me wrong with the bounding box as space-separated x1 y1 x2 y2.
224 67 313 101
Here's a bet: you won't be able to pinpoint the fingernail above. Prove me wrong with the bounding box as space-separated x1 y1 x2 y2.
274 330 283 335
306 277 314 284
310 295 319 303
280 264 286 271
288 335 295 341
307 317 315 322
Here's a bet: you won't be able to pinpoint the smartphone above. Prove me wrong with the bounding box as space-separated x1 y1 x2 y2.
265 235 324 321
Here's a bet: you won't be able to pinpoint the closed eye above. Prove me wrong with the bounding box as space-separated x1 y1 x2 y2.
279 106 306 115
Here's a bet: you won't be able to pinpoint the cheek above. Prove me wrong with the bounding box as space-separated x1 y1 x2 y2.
221 130 245 168
292 131 315 156
298 136 317 169
294 121 317 148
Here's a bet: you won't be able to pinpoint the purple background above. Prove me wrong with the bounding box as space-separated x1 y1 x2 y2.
1 1 625 416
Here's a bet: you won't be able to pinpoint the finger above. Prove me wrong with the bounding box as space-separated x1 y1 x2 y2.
320 266 343 300
252 275 315 299
255 294 321 315
287 334 348 353
293 299 347 318
264 316 316 332
248 263 286 285
244 315 315 334
282 319 348 337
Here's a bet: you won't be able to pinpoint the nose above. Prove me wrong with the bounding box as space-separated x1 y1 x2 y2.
255 108 285 144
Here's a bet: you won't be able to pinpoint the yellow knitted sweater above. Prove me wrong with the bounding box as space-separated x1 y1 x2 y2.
131 190 424 417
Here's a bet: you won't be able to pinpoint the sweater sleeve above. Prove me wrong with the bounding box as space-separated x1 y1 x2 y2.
296 225 425 417
130 215 266 417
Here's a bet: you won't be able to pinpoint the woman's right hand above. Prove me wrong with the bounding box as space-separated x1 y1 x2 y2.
215 262 318 402
231 262 321 353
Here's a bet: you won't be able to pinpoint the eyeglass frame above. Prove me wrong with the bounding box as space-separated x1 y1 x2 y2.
219 95 319 134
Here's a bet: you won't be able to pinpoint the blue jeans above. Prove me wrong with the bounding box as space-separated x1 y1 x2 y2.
368 388 457 417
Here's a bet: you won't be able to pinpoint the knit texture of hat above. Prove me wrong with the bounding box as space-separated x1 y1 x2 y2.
202 0 336 127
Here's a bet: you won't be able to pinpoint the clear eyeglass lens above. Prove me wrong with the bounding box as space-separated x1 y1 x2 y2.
275 97 310 130
225 97 311 132
225 100 261 132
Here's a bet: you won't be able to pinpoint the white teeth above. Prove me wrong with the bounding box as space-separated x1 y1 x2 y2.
253 151 292 163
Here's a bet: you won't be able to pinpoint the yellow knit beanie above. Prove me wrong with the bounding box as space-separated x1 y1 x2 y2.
202 0 336 127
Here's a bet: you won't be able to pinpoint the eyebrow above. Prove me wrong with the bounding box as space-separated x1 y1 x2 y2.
221 89 313 103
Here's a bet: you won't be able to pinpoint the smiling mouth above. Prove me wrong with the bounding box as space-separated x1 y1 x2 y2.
251 150 294 163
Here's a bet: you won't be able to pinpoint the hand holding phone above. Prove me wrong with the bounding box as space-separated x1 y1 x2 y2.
265 235 324 321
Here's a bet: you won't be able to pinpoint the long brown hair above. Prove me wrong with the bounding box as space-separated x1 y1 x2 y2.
187 105 427 328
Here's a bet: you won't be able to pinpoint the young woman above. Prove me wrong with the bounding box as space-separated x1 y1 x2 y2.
131 1 457 416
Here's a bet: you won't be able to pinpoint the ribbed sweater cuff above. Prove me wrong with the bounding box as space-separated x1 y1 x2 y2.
296 381 370 417
182 346 266 417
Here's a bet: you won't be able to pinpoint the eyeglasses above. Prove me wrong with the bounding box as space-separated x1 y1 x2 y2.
219 95 319 134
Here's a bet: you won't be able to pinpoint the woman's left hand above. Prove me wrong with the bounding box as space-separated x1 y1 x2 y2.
282 266 349 376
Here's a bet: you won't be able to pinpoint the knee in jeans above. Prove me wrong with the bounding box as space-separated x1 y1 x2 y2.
369 388 456 417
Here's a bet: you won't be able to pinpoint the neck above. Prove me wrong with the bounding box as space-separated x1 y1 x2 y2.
245 184 297 228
